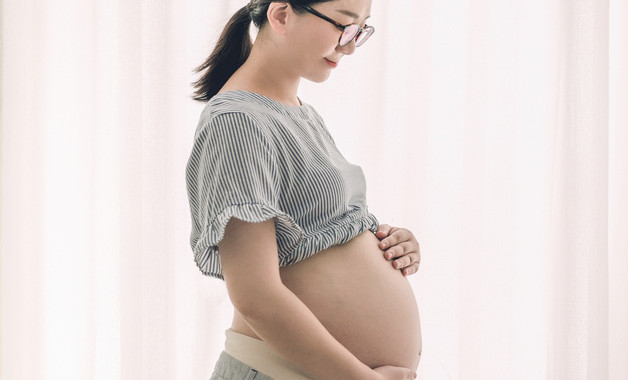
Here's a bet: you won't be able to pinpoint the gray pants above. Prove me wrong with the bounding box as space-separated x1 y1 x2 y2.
210 351 275 380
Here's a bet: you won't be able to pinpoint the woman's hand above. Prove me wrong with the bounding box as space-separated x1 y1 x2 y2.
376 224 421 276
373 365 417 379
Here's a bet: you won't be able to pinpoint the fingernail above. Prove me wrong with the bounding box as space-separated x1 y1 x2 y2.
386 252 392 260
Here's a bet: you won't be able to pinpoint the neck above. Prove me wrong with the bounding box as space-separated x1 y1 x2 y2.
227 38 302 106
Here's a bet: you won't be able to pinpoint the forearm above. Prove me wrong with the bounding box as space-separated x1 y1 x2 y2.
238 284 376 380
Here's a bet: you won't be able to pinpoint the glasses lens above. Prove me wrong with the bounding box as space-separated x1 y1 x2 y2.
339 24 361 46
354 26 374 47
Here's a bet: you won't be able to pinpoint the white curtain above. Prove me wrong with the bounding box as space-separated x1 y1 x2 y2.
1 0 626 379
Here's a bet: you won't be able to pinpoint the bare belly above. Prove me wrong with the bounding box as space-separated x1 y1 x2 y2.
231 231 422 370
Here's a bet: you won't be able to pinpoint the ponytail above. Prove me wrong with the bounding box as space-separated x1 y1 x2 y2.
192 1 334 102
192 6 253 102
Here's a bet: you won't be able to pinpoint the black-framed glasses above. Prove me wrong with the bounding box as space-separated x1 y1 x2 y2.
299 5 374 47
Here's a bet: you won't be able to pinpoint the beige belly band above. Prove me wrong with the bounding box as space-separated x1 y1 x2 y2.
224 329 313 380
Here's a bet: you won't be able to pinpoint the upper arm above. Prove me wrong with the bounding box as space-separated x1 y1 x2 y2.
219 217 283 314
186 112 303 279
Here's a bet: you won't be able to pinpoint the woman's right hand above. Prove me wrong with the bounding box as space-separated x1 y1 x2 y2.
373 365 417 380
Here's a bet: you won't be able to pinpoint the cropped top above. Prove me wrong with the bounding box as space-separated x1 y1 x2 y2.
185 90 379 279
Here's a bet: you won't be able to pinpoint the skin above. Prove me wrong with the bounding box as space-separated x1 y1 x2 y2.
376 224 421 277
218 1 421 379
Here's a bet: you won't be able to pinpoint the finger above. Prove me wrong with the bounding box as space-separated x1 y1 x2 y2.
375 223 393 239
392 251 419 270
402 263 420 276
378 227 402 250
379 228 412 249
384 242 414 260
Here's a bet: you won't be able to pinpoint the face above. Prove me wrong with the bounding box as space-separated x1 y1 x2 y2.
287 0 373 83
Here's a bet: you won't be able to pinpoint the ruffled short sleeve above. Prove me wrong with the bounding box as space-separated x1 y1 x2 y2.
185 112 303 279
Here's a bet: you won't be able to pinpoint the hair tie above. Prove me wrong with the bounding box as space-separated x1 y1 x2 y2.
246 1 257 16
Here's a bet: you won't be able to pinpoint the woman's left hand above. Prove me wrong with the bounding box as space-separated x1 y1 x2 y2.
376 224 421 276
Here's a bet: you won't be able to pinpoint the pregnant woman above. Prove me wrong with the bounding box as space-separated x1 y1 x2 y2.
186 1 422 379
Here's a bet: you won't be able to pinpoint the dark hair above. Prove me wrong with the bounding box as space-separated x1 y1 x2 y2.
192 1 333 102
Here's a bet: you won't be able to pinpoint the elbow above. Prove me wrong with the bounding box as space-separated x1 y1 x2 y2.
227 283 284 321
230 294 258 319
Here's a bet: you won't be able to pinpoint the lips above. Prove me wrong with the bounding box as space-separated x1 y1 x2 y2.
325 58 338 68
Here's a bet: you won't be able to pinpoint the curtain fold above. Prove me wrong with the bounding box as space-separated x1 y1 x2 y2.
1 1 626 379
608 1 628 379
547 0 609 378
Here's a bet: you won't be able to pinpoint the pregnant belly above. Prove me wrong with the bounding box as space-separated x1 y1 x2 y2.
232 231 422 370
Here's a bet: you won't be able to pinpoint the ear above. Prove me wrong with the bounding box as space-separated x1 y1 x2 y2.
266 2 292 35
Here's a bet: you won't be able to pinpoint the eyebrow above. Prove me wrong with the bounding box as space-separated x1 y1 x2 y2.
336 9 371 21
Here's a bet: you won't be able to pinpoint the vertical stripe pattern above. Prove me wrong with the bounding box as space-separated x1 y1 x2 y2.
185 90 379 279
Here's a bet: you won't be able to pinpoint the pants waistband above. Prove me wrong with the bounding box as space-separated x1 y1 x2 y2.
224 329 313 380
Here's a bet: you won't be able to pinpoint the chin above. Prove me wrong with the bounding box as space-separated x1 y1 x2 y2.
305 71 332 83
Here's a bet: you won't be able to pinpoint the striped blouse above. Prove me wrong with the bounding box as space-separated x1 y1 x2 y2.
185 90 379 280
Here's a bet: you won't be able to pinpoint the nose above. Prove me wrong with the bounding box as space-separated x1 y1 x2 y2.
336 39 356 55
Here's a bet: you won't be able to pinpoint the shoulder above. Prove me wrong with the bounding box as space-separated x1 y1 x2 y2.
195 94 273 139
194 90 332 148
200 91 287 130
192 95 287 159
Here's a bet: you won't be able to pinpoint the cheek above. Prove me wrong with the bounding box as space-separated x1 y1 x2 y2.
295 38 332 66
296 23 339 54
289 27 339 79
